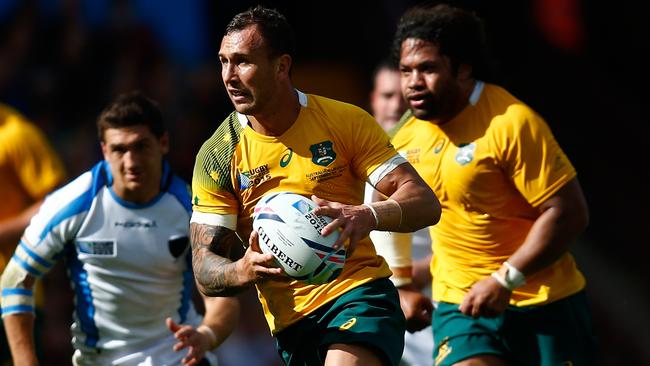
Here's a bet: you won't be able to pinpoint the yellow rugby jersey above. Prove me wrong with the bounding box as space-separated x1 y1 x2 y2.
192 91 394 333
0 104 65 273
0 104 65 309
392 82 585 307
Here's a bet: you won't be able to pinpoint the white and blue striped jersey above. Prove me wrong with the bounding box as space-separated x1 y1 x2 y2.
4 160 202 356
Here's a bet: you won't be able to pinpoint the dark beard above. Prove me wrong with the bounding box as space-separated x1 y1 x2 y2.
410 99 442 120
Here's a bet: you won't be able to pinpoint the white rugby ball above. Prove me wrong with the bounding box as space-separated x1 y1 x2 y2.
252 192 345 285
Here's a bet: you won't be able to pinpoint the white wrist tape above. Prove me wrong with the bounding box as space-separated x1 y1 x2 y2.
503 262 526 288
363 203 379 228
197 325 218 350
390 276 413 287
491 262 526 291
490 272 510 290
369 231 412 269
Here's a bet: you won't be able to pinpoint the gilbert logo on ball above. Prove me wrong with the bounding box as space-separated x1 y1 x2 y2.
253 192 345 285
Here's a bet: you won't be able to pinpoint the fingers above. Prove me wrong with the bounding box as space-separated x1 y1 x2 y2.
166 317 179 332
311 195 329 207
320 214 343 236
249 230 262 253
330 221 351 249
182 350 200 366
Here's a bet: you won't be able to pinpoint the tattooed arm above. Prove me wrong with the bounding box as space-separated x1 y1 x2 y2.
190 223 282 297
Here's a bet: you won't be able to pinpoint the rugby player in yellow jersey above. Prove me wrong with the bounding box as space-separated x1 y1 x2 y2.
386 4 596 366
0 102 66 362
190 6 441 366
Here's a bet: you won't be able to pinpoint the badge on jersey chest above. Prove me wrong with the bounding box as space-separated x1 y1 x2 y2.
309 141 336 167
455 142 476 166
77 240 116 256
169 235 189 259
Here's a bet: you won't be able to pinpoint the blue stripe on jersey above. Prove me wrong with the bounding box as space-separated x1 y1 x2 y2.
178 253 192 323
2 288 33 296
65 244 99 348
11 254 44 277
108 187 164 209
38 162 107 241
19 241 54 269
168 175 192 214
1 305 34 314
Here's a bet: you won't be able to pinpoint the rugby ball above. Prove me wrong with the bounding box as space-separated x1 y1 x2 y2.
252 192 345 285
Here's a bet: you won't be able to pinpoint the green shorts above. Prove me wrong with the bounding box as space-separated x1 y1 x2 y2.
433 290 596 366
275 278 406 366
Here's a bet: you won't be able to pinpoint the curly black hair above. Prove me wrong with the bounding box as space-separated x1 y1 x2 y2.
392 3 492 80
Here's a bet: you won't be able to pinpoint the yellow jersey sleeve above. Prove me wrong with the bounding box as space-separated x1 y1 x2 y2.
340 105 396 181
191 113 243 215
492 106 576 207
4 112 65 199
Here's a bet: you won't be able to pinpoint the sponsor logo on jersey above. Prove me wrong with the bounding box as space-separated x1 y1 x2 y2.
455 142 476 166
339 318 357 330
114 220 157 228
305 165 346 183
280 148 293 168
433 137 446 153
402 148 421 164
168 236 189 258
239 164 271 190
77 240 116 256
434 337 452 366
309 141 336 167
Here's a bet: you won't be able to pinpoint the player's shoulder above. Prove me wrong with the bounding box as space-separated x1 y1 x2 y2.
41 161 108 211
163 171 192 214
388 110 415 139
305 93 372 121
474 84 547 139
0 105 39 137
197 111 245 158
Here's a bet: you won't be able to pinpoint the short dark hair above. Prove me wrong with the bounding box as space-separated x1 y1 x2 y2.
96 91 165 141
225 5 295 59
372 58 399 84
392 4 492 80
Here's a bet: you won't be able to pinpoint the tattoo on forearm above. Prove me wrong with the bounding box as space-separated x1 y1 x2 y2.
190 223 243 296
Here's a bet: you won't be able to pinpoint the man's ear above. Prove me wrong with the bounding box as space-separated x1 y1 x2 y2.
100 141 109 160
160 132 170 155
457 63 473 82
277 54 292 79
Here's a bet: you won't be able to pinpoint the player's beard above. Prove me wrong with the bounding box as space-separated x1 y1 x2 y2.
410 96 442 121
409 83 462 123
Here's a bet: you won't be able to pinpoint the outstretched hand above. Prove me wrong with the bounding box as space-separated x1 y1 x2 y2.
166 318 210 366
311 195 376 255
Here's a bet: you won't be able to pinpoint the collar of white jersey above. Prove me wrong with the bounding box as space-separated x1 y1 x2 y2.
469 80 484 106
236 89 308 127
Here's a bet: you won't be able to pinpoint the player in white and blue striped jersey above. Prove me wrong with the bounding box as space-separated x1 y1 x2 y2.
1 92 239 366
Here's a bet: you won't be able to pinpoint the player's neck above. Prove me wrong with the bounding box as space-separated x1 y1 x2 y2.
248 86 301 136
435 79 476 126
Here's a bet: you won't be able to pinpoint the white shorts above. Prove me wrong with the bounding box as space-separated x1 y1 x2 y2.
72 333 219 366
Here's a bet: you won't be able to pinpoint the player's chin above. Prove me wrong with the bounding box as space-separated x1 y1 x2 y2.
234 104 257 115
410 106 436 120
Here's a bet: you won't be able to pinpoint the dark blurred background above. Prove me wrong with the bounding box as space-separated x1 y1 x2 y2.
1 0 648 365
